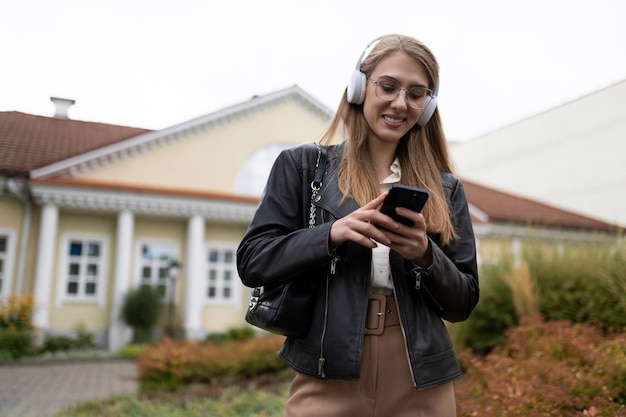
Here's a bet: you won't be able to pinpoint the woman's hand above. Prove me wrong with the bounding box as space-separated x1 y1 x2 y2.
329 193 401 249
380 206 432 267
329 193 433 267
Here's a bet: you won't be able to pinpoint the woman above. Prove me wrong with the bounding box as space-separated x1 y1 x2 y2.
237 34 479 417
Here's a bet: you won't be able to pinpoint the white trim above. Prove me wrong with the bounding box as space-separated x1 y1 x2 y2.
30 183 257 223
30 86 333 179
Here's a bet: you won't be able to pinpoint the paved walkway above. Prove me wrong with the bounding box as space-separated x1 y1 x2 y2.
0 359 137 417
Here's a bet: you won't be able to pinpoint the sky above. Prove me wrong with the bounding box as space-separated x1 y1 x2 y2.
2 0 625 142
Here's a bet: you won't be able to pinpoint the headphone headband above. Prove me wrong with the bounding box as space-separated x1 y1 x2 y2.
346 36 439 127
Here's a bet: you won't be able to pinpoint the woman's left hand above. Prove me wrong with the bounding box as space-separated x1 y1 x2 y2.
379 207 432 268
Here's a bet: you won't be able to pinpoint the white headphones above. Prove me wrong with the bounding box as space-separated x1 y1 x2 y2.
346 36 439 127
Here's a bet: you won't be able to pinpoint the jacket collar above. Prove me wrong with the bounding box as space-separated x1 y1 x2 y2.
316 142 360 219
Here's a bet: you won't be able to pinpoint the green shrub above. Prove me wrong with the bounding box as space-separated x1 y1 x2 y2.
38 324 97 355
204 327 255 344
526 240 626 331
453 238 626 354
114 343 148 359
0 329 33 359
450 259 517 354
43 334 73 352
121 286 163 343
73 323 96 350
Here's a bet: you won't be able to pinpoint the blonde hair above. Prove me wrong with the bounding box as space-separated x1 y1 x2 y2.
320 34 456 243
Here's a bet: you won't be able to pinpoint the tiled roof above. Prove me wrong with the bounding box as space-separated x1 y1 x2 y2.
462 179 618 232
0 111 150 175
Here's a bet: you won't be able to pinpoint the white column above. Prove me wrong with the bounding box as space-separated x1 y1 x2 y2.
33 204 58 330
108 210 134 351
184 214 205 340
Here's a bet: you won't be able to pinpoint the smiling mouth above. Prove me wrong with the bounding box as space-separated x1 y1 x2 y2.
383 115 404 123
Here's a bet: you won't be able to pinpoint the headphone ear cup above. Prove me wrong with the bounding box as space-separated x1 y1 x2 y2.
416 96 437 127
347 70 366 104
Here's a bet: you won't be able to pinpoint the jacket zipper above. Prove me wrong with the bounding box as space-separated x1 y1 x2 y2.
330 256 338 274
414 270 422 289
413 269 443 311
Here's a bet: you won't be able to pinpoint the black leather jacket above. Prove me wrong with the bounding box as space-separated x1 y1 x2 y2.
237 142 479 390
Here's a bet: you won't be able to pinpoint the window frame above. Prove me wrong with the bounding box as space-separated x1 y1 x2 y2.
205 242 240 306
56 233 108 306
134 239 179 300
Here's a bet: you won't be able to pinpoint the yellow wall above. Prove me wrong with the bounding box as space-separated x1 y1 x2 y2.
202 305 247 332
206 222 247 242
0 197 24 226
79 99 329 194
51 304 110 331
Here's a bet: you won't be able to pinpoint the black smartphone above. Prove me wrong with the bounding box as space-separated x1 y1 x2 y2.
380 185 429 226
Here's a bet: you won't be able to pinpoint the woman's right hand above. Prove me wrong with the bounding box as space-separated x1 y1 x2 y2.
329 193 401 249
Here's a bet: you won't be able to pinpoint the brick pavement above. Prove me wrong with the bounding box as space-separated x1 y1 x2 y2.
0 359 137 417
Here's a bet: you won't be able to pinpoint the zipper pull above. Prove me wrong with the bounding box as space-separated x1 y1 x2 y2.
414 271 422 290
318 357 326 378
330 257 338 275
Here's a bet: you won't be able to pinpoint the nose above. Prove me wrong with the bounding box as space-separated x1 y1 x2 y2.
390 89 409 110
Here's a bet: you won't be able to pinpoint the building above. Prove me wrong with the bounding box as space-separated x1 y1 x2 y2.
0 86 619 351
451 79 626 228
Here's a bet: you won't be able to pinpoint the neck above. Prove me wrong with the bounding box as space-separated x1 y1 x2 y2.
368 141 397 182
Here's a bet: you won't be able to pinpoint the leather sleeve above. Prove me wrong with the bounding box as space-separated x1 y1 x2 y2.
236 145 334 288
420 175 480 322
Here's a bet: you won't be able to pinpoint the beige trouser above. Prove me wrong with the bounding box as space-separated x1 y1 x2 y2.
284 295 456 417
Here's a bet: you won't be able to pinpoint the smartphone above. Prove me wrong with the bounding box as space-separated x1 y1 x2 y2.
380 185 429 226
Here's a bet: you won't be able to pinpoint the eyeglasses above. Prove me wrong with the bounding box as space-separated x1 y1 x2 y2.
369 77 433 109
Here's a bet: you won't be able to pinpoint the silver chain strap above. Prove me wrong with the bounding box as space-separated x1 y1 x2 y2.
309 142 322 229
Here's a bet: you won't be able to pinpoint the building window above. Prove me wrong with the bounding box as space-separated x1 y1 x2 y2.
233 144 291 195
206 244 237 304
138 242 176 299
62 237 105 301
0 235 7 295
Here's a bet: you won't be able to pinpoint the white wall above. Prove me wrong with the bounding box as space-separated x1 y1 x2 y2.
451 79 626 227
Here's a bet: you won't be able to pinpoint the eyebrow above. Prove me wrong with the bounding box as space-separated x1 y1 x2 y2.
377 75 430 89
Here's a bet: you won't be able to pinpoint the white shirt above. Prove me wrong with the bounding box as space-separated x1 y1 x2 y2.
370 158 401 293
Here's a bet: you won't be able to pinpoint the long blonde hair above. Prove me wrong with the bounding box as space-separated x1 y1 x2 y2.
320 34 456 243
